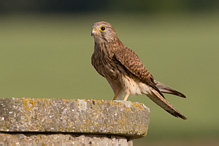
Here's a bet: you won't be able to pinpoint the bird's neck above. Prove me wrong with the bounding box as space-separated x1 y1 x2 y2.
94 38 124 58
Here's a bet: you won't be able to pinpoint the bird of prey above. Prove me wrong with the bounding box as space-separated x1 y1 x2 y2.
91 21 186 120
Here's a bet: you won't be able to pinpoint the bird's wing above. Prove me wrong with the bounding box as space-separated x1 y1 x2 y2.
115 46 187 120
114 46 164 97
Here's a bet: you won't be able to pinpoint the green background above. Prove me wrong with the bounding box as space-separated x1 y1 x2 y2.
0 12 219 145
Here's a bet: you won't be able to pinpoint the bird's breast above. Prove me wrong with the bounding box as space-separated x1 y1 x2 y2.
92 45 119 80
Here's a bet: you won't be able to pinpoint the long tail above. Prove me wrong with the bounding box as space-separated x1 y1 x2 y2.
154 80 186 98
147 87 187 120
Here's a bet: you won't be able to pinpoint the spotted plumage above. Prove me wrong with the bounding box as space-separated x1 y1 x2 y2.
91 21 186 120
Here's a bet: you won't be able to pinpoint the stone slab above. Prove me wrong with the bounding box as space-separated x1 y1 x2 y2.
0 98 150 139
0 133 133 146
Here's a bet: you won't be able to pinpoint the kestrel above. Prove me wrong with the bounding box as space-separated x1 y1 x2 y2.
91 21 186 120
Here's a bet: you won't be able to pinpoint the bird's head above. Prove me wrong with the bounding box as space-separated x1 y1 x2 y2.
91 21 118 43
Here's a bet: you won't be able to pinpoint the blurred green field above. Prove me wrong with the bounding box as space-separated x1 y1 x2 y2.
0 13 219 145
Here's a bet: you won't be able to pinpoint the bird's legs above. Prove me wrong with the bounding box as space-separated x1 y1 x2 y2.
113 89 122 100
123 93 130 101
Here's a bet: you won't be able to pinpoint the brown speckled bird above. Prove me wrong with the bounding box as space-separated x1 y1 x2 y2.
91 21 186 120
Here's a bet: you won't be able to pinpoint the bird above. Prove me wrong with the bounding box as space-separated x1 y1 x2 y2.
91 21 187 120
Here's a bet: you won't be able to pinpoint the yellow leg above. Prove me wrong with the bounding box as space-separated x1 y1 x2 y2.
113 89 122 100
113 95 118 100
123 93 130 101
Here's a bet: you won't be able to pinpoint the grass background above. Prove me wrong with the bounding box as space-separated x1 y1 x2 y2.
0 12 218 145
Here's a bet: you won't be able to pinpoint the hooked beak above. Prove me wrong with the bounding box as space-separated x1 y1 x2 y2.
91 28 99 36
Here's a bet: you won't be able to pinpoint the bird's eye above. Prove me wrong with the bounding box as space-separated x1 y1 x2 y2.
99 26 106 31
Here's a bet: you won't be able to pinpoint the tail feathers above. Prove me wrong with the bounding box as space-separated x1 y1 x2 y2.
154 80 186 98
148 88 187 120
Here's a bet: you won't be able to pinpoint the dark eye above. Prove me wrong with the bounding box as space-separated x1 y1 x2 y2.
100 26 106 31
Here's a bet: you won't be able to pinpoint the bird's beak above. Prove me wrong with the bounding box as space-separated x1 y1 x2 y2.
91 28 99 36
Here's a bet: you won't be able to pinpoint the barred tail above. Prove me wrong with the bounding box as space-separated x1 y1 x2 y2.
147 86 187 120
154 80 186 98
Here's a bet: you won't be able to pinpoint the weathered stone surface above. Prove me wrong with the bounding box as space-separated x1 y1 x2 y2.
0 98 150 139
0 133 133 146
